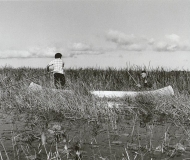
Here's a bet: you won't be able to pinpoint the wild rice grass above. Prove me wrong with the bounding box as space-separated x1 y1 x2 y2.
0 66 190 159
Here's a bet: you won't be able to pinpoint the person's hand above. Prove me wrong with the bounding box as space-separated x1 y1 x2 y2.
136 84 141 88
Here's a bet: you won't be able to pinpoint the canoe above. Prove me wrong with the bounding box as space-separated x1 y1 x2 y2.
90 85 174 98
28 82 42 91
28 82 73 94
28 82 174 98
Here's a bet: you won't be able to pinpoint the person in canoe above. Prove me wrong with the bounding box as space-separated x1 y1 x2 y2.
136 70 152 89
47 53 65 89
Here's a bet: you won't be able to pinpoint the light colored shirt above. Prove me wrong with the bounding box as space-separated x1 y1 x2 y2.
48 58 64 74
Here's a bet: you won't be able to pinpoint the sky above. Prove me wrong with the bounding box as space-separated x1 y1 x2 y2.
0 0 190 70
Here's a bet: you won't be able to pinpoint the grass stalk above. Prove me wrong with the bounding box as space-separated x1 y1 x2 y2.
0 139 10 160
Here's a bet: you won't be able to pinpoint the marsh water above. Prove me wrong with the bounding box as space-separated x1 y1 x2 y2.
0 110 190 160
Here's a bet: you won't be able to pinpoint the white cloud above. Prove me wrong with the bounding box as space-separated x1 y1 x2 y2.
0 33 189 59
70 43 92 51
153 34 190 52
119 44 146 51
105 29 153 51
178 40 190 51
148 38 155 45
0 43 103 58
106 31 190 52
70 51 103 56
106 30 135 45
29 47 58 57
153 41 178 52
165 34 180 42
0 47 69 58
69 42 103 56
167 44 178 51
153 41 169 51
0 50 31 58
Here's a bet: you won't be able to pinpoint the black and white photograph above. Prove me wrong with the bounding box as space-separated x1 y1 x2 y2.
0 0 189 159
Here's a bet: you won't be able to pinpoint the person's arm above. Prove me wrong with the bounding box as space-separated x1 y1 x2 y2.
47 61 53 72
136 78 141 88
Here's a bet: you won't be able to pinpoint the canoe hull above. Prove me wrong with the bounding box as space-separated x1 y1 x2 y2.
90 85 174 98
29 82 174 98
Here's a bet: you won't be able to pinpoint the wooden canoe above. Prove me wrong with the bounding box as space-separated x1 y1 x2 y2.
90 85 174 98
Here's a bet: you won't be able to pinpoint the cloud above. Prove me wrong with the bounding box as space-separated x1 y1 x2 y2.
0 47 69 58
69 42 103 56
70 43 92 51
153 41 178 51
105 29 152 51
148 38 155 45
28 47 58 57
106 30 135 45
165 34 180 42
0 43 103 58
0 50 31 58
0 33 189 59
29 46 71 57
178 40 190 51
69 51 103 57
119 44 146 51
106 31 190 52
153 34 190 52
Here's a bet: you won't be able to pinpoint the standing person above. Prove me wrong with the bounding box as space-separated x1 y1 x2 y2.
47 53 65 89
136 70 152 89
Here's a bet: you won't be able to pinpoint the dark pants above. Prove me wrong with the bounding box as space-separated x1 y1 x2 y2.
54 73 65 89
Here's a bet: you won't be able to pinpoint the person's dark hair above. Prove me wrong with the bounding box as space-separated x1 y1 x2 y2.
55 53 62 59
141 70 146 73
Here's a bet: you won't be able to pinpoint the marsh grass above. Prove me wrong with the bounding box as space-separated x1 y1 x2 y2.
0 66 190 159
